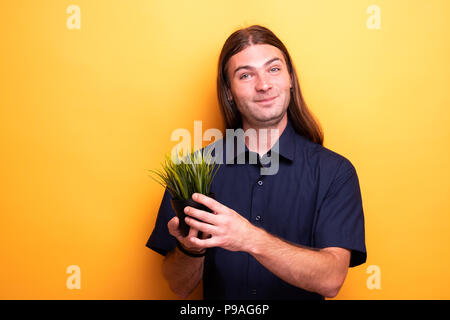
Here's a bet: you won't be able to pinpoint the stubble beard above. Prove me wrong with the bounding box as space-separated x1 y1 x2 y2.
239 93 290 129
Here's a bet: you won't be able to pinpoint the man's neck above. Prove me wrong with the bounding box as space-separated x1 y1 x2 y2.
242 114 288 157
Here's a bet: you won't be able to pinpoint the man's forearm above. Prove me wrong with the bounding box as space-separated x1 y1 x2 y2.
162 247 204 298
246 226 349 298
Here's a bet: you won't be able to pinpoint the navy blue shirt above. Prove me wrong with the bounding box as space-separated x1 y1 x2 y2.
146 116 367 300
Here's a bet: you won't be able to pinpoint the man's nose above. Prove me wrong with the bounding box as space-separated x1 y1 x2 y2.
255 73 272 92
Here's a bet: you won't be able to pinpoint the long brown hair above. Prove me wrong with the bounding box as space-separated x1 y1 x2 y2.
217 25 324 145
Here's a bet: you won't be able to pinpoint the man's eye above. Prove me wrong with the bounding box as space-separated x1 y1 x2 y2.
240 73 250 79
270 67 280 72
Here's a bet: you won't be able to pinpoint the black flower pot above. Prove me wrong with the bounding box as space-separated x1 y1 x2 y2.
170 193 215 237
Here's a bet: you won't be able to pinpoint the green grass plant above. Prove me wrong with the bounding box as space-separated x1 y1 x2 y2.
149 147 220 200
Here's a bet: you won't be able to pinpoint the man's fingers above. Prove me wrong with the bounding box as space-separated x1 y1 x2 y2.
187 223 200 238
168 216 199 241
189 236 216 249
185 216 217 235
184 206 218 225
167 216 182 238
192 193 230 215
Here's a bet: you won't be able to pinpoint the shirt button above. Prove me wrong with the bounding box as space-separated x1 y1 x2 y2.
255 215 261 222
257 180 263 186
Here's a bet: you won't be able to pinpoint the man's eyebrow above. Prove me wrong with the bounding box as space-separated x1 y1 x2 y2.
233 57 282 76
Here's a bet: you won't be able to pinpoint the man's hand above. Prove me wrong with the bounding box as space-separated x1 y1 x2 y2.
181 192 350 298
183 193 256 252
167 215 210 255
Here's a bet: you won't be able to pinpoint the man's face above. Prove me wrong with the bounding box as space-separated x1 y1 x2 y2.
226 44 292 128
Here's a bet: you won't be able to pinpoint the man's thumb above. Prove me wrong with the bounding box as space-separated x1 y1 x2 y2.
167 216 182 238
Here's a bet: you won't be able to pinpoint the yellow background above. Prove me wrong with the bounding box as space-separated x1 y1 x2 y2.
1 0 449 299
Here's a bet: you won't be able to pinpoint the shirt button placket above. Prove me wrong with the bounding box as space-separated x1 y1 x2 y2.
253 179 264 225
248 175 265 297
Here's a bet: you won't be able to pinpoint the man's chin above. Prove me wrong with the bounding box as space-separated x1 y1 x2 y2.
248 110 287 127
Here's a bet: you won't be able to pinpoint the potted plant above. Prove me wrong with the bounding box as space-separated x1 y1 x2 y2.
149 147 220 237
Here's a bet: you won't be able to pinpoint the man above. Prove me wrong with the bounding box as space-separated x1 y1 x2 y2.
146 25 366 300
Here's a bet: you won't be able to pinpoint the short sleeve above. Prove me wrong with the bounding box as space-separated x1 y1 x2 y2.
145 187 177 256
314 159 367 267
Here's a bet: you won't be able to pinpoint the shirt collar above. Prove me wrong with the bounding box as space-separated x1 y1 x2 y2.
227 116 296 165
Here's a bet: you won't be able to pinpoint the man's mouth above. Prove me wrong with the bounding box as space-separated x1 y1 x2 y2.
255 96 277 103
